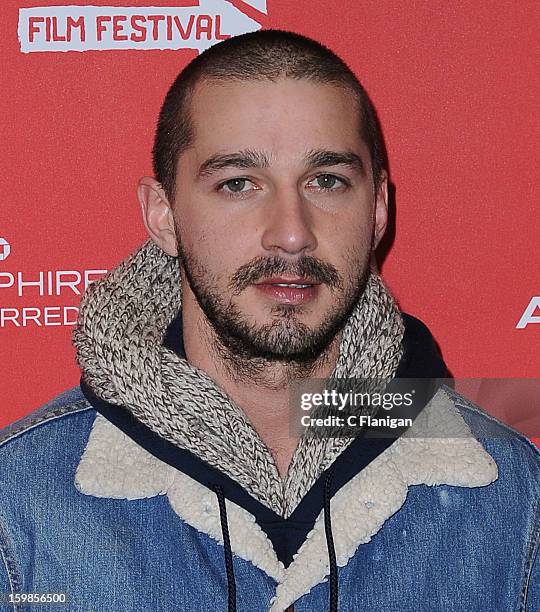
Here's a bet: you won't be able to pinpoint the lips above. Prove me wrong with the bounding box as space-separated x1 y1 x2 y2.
253 277 320 305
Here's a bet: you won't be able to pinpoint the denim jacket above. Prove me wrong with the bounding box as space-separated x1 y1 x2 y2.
1 314 539 611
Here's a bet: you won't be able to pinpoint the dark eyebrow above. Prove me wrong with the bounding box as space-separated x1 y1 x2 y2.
197 149 271 179
196 148 366 179
304 149 366 176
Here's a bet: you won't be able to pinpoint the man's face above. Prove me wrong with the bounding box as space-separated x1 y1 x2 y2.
171 77 386 363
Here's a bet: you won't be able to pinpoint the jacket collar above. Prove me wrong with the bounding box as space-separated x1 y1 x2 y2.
75 384 498 610
77 311 449 566
75 311 498 609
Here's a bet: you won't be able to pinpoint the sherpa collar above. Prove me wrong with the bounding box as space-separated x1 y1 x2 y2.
75 385 498 612
72 238 406 517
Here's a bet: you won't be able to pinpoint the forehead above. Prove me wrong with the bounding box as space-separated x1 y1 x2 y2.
182 77 369 168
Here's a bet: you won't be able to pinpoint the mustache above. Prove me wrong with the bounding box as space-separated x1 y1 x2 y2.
228 255 342 294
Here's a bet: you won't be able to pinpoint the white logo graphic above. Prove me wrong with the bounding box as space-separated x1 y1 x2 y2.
18 2 266 54
0 238 10 261
0 266 108 328
241 0 267 11
516 297 540 328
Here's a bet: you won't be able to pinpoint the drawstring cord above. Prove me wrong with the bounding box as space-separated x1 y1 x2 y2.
214 473 338 612
213 484 237 612
324 468 339 612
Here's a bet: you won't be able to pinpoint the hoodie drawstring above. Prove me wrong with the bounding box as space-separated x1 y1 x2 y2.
324 469 339 612
214 474 338 612
213 484 237 612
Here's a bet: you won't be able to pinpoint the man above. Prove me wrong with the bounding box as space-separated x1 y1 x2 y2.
1 29 538 612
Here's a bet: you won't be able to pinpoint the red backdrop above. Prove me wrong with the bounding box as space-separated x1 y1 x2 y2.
2 1 538 433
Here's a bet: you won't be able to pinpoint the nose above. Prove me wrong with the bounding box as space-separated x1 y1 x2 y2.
260 188 318 256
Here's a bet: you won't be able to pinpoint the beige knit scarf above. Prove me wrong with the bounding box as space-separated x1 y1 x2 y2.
73 239 405 517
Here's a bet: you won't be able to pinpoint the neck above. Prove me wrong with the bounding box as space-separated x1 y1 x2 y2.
181 289 342 478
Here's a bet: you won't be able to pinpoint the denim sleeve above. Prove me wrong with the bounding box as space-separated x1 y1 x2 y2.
524 502 540 611
0 518 21 611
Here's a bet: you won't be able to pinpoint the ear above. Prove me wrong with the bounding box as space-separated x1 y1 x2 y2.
373 170 388 251
137 177 178 256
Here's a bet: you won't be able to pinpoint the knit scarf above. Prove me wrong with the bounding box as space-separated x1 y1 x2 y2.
73 239 405 517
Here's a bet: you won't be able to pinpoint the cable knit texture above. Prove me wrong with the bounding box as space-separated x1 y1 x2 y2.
72 238 405 516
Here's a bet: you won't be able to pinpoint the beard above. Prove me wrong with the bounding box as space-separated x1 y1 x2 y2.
174 226 372 373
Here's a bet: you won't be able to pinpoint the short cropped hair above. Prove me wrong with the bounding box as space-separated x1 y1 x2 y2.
152 28 387 203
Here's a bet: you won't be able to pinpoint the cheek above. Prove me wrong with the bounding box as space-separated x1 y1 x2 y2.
329 222 374 274
180 218 254 266
175 196 246 248
174 207 209 250
176 225 240 280
326 213 373 251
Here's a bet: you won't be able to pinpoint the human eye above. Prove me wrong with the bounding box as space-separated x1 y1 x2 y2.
306 173 350 192
216 177 259 199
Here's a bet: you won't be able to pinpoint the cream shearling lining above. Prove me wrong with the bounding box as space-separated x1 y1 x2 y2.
74 387 498 611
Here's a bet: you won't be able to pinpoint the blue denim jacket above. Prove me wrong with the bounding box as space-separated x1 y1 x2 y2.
1 315 539 611
1 383 539 612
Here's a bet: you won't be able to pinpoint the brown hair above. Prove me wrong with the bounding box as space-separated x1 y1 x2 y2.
152 28 387 202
